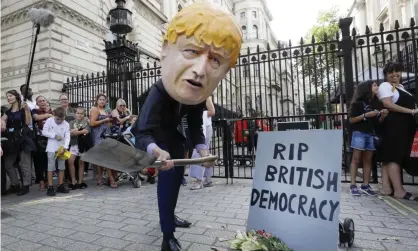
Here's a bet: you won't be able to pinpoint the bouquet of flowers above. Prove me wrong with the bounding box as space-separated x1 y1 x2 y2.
228 230 292 251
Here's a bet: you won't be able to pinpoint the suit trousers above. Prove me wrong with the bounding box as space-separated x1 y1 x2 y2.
158 165 184 233
3 150 32 186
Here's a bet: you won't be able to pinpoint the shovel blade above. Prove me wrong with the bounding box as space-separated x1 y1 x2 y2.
81 138 157 173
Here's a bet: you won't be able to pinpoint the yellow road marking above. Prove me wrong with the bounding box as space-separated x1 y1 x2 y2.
386 196 418 216
378 196 409 216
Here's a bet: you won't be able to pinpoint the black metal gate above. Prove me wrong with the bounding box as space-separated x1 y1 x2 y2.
63 18 418 185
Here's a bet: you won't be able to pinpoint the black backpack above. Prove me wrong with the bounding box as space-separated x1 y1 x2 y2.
77 127 93 153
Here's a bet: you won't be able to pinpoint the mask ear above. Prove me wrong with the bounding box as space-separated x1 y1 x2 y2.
161 42 169 61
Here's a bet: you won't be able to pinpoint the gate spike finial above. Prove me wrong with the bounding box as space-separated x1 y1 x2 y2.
380 23 384 32
410 18 415 27
395 20 400 29
288 39 292 47
299 37 304 45
311 35 315 43
351 27 357 36
365 25 370 34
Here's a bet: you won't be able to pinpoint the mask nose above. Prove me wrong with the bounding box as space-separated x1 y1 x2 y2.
191 55 208 79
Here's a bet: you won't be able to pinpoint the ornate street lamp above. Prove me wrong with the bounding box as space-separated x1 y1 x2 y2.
107 0 133 36
104 0 137 108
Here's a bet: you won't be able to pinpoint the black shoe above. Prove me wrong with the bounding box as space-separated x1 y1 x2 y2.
174 215 191 228
17 185 29 196
1 189 8 195
56 184 69 193
69 183 77 190
78 182 88 189
161 238 182 251
6 185 20 194
148 176 156 184
47 186 56 196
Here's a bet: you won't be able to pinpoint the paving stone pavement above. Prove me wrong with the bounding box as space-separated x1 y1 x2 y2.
1 178 418 251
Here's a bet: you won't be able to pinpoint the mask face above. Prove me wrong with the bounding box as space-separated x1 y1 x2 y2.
161 35 231 105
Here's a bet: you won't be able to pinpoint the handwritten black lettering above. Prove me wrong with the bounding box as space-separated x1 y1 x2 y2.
251 189 340 222
278 166 288 184
265 165 277 181
273 143 286 160
260 189 269 209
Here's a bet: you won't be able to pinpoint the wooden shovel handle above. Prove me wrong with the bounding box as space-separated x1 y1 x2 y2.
150 156 218 167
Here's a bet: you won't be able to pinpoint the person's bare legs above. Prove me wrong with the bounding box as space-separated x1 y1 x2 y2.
107 168 117 188
48 171 54 187
68 155 77 185
386 162 412 199
349 149 362 195
97 166 103 185
350 149 362 186
78 160 85 184
357 150 377 195
58 170 65 186
362 151 373 185
381 163 392 195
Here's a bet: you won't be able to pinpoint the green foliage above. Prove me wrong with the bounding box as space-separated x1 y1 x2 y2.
304 93 327 115
297 7 342 110
228 230 293 251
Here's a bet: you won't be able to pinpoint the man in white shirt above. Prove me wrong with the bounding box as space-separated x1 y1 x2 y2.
20 84 38 111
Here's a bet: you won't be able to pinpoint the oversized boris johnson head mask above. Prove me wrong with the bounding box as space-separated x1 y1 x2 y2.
161 2 243 105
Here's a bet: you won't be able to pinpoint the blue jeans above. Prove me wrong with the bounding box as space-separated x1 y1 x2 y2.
351 130 375 151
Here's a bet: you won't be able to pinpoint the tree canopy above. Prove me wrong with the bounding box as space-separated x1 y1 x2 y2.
300 6 342 114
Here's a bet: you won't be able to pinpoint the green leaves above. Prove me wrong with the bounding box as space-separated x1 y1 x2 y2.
228 230 292 251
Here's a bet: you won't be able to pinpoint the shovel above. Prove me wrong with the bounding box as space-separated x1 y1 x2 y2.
81 138 217 173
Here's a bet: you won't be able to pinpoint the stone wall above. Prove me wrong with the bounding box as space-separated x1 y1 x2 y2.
1 0 167 107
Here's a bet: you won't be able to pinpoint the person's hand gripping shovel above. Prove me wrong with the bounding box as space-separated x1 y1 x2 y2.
81 138 218 173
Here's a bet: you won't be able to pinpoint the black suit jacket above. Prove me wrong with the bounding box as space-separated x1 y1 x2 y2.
134 80 206 159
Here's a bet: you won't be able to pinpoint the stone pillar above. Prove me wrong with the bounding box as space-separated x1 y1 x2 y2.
397 0 408 28
355 0 367 34
103 36 138 108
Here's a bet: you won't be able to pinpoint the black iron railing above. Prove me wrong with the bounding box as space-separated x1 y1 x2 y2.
63 18 418 185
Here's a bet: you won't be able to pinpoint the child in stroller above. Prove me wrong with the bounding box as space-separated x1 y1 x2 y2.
121 130 158 185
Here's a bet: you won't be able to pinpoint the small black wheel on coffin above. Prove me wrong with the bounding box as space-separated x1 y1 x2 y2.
343 218 355 247
338 222 344 246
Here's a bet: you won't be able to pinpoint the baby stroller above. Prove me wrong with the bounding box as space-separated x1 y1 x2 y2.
102 131 147 188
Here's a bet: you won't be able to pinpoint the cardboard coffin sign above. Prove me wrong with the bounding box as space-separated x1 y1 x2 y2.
247 130 343 251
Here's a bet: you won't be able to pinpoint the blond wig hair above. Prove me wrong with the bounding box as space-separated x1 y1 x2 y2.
164 2 243 67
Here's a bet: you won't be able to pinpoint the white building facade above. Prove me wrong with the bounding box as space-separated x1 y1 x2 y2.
348 0 418 34
1 0 168 106
1 0 290 118
347 0 418 79
231 0 294 117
